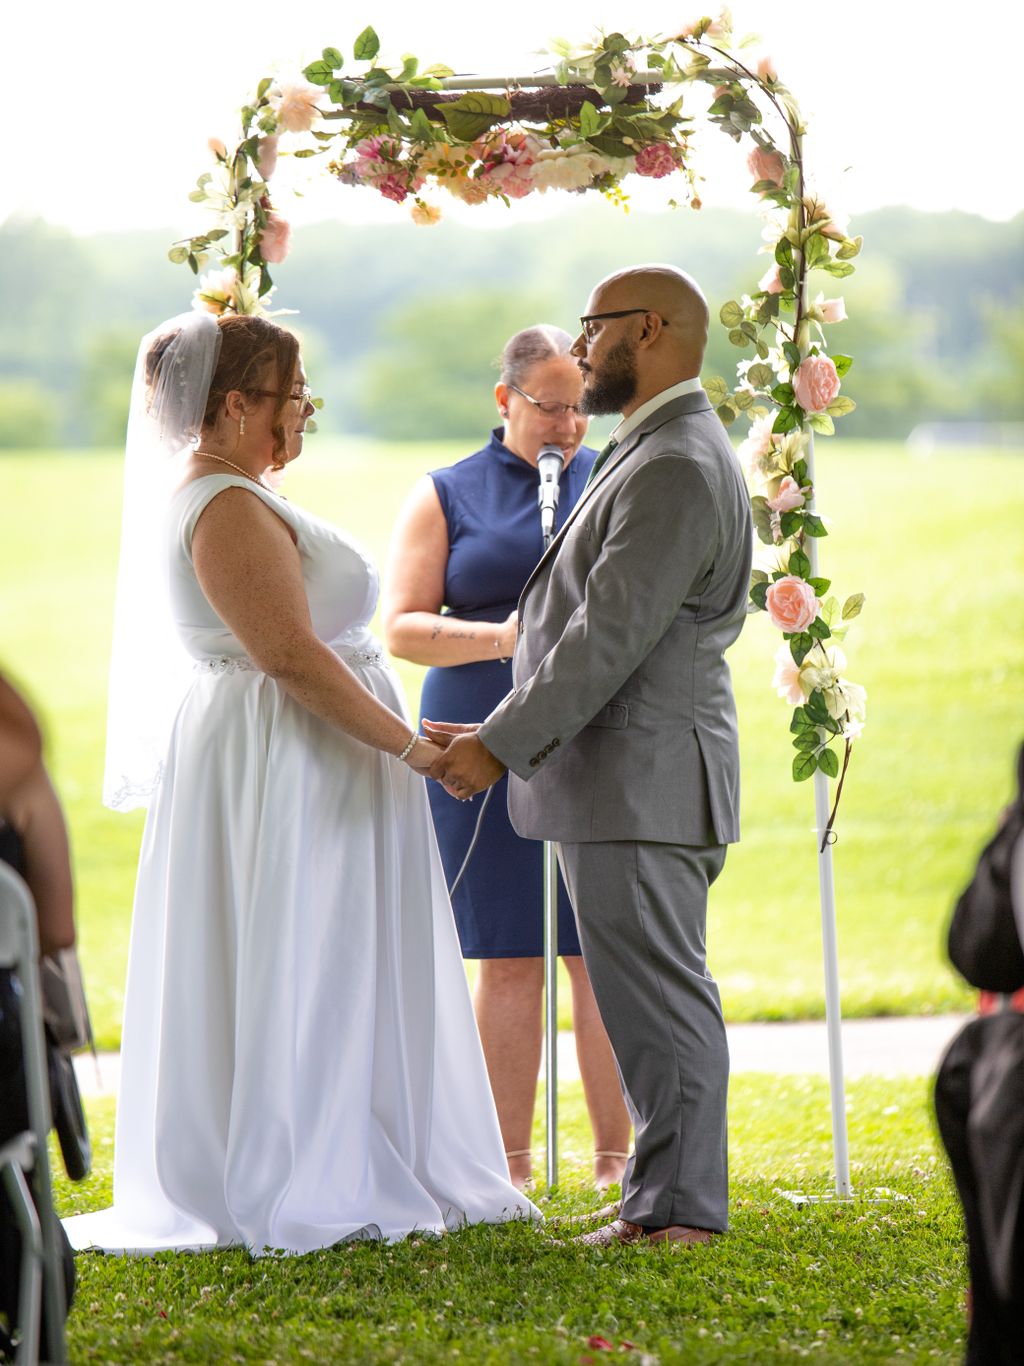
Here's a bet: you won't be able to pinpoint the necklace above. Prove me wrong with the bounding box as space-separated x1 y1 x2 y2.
194 449 271 490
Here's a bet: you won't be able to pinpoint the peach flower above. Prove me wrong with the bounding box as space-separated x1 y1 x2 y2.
772 644 807 705
818 297 847 324
747 146 785 188
765 576 819 633
758 263 784 295
793 354 841 413
756 54 777 83
410 200 442 226
766 475 805 513
256 135 279 180
272 83 321 134
207 137 227 159
738 412 777 479
258 212 292 264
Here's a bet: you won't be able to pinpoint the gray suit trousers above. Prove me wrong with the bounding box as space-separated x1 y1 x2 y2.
556 839 729 1232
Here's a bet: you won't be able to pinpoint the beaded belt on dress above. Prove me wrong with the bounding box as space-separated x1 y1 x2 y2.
196 642 384 674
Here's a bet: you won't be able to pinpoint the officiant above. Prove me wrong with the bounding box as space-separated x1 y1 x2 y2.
383 323 631 1191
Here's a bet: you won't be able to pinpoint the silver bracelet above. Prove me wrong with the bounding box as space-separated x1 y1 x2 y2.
396 732 418 762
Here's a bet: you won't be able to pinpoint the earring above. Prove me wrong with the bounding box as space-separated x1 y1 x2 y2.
500 409 509 419
239 414 247 436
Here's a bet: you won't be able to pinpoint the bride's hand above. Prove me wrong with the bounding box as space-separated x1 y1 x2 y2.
403 735 445 775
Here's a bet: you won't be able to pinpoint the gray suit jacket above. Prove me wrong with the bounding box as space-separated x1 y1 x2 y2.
478 389 753 846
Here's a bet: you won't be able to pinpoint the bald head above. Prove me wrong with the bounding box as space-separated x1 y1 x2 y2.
572 265 709 418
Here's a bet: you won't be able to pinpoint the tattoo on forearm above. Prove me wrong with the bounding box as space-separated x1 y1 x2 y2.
430 623 476 641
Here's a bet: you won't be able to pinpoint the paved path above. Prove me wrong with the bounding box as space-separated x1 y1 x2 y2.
74 1015 970 1098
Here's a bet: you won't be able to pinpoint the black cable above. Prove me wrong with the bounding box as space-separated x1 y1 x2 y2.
449 786 494 895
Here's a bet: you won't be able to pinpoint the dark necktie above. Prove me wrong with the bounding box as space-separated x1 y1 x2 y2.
584 438 618 490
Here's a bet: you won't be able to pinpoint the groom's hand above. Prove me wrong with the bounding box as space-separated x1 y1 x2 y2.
427 728 505 799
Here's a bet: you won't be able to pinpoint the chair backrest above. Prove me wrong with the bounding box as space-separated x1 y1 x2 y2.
0 861 68 1362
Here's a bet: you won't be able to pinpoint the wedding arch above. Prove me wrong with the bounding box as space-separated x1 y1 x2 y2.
171 15 867 1197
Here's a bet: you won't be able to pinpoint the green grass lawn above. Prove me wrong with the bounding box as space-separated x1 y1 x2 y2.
54 1074 968 1364
3 439 1023 1045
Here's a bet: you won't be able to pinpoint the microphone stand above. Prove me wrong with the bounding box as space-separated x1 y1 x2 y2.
536 444 563 1188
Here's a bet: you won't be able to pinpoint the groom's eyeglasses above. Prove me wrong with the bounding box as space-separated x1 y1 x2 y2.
507 384 583 418
579 308 658 342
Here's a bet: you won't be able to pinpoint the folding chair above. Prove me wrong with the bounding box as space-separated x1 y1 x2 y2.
0 862 68 1365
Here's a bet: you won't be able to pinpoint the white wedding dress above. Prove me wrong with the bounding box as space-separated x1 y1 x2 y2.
65 474 536 1255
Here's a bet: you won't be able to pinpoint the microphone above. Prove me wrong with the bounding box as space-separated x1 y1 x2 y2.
537 444 565 548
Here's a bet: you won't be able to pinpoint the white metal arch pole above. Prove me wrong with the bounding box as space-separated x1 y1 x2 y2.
801 417 852 1195
543 841 558 1187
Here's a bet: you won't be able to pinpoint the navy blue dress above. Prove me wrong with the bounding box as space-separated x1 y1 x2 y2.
420 429 597 958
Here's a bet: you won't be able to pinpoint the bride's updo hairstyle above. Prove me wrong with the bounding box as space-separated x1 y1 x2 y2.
203 315 300 462
144 313 299 461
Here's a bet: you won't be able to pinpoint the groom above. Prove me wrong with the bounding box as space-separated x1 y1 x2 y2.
428 265 752 1246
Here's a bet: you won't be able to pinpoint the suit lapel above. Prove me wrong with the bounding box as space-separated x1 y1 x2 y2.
517 390 713 602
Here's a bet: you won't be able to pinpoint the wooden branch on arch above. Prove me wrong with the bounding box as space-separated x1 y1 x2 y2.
322 81 661 125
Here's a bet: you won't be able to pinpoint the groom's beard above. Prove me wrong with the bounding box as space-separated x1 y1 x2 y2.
579 338 639 417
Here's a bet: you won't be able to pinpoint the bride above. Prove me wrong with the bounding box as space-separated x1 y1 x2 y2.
64 310 536 1255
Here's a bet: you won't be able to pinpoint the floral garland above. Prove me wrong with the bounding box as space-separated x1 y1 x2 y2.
172 12 865 841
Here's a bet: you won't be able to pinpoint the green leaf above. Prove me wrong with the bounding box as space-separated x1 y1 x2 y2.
749 579 770 610
398 54 419 82
719 300 745 328
842 592 865 620
807 616 832 640
409 107 434 142
728 329 750 348
827 396 856 417
717 404 737 426
733 389 754 411
771 382 794 404
292 147 319 158
820 259 855 278
772 405 800 435
807 412 835 435
832 354 854 378
803 233 830 268
750 568 770 585
836 235 863 260
322 46 343 69
187 253 199 275
793 730 819 751
750 495 773 545
809 576 831 594
789 547 811 578
789 632 814 666
439 91 512 142
304 59 336 86
805 692 830 724
779 510 802 539
422 63 456 78
354 26 380 60
703 375 729 406
793 751 818 782
579 100 601 138
255 77 273 101
803 513 827 537
774 237 794 267
790 706 812 733
747 362 774 389
168 245 190 264
188 189 208 203
782 341 801 369
817 747 840 778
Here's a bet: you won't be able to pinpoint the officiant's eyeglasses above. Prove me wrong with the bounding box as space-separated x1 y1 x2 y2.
579 308 657 342
507 384 583 418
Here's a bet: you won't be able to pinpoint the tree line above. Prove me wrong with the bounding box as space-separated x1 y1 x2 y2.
0 204 1020 447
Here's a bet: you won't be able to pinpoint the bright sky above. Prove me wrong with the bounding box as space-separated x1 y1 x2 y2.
5 0 1020 234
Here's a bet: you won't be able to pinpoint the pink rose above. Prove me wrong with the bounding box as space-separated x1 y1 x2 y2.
747 146 785 188
758 263 784 295
378 175 409 204
757 54 777 83
766 475 805 513
738 412 776 478
207 137 227 159
793 354 841 413
256 135 279 180
818 297 847 324
766 576 819 633
635 143 679 179
258 212 292 264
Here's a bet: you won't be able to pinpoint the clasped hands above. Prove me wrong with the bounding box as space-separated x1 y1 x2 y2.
413 721 506 800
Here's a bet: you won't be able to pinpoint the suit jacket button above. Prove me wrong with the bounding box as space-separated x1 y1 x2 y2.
529 757 539 767
553 738 560 747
